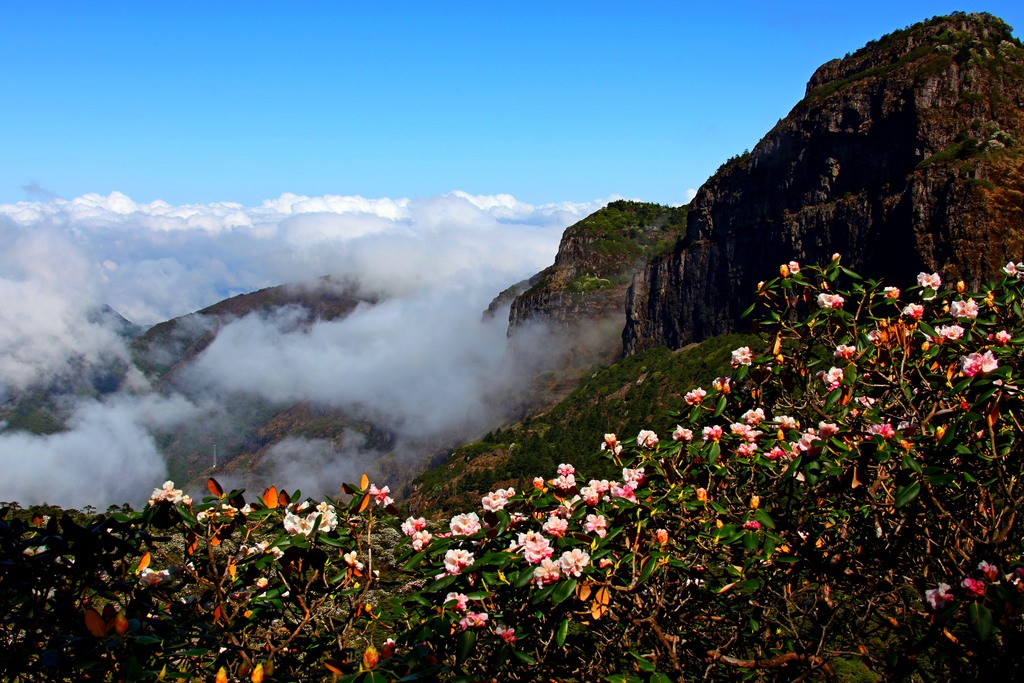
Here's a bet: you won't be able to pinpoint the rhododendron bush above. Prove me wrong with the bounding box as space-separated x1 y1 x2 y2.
3 257 1024 681
393 258 1024 681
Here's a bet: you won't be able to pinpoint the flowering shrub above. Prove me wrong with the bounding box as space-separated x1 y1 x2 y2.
3 256 1024 680
0 475 402 682
392 257 1024 680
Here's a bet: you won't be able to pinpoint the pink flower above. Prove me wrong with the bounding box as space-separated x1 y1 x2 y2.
818 422 839 438
766 446 788 460
443 549 475 575
917 272 942 290
495 625 516 644
559 549 591 577
978 561 999 582
450 512 482 536
884 286 900 299
411 530 432 551
672 425 694 441
551 473 576 490
481 487 515 512
557 463 575 477
702 425 724 442
636 430 659 448
742 520 761 530
532 477 545 490
683 387 707 405
401 516 427 536
817 292 845 309
533 558 561 587
820 367 844 390
736 442 758 457
932 325 965 342
741 408 765 426
788 260 801 274
995 330 1012 345
961 351 999 377
902 303 924 321
369 484 394 507
543 516 569 537
951 299 979 319
867 423 895 439
622 467 645 486
1004 261 1020 277
444 592 470 611
731 346 754 366
834 344 856 360
611 483 638 503
149 480 190 506
962 577 987 599
515 531 554 564
925 583 953 609
730 423 761 442
776 415 798 430
584 514 608 538
580 486 600 506
601 434 618 450
459 611 489 630
655 528 669 545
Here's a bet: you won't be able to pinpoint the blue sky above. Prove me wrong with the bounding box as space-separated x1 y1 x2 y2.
2 1 1022 207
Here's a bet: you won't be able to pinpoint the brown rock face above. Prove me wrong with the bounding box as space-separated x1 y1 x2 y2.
505 200 686 368
625 12 1024 354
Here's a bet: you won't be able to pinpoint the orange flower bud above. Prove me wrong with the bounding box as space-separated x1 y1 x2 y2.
251 663 264 683
779 264 790 278
935 425 947 439
363 645 379 670
921 341 930 351
956 280 966 293
749 495 760 510
696 487 708 502
216 668 228 683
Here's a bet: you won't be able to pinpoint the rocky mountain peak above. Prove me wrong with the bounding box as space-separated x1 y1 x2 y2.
624 12 1024 355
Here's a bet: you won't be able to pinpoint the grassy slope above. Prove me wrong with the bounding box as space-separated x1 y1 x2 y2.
407 332 760 515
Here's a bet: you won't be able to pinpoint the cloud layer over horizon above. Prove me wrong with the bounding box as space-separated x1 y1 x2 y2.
0 189 614 508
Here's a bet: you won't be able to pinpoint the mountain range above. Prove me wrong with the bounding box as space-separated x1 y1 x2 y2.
2 11 1022 508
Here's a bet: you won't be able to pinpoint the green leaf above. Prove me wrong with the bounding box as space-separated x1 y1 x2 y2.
894 481 921 508
968 601 993 641
650 674 673 683
630 651 657 672
512 650 537 665
753 509 776 529
712 395 727 418
551 578 578 605
456 629 477 664
708 441 721 466
556 617 569 647
901 454 923 474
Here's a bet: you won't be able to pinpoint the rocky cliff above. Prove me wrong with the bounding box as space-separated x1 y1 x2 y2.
505 200 686 367
625 12 1024 354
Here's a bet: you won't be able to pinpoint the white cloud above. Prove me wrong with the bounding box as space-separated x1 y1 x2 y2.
0 189 613 507
0 393 202 509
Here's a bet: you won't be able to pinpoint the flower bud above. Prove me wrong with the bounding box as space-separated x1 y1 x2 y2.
935 425 946 439
921 341 930 352
749 495 760 510
696 487 708 502
779 264 790 278
956 280 965 293
363 645 379 670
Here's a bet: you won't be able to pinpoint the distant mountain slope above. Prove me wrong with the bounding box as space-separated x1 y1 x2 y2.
133 276 374 381
625 12 1024 353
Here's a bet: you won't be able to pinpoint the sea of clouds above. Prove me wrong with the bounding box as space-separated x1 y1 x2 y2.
0 190 613 508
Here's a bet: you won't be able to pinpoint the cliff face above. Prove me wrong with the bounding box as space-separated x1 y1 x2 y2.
625 12 1024 354
505 200 686 367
